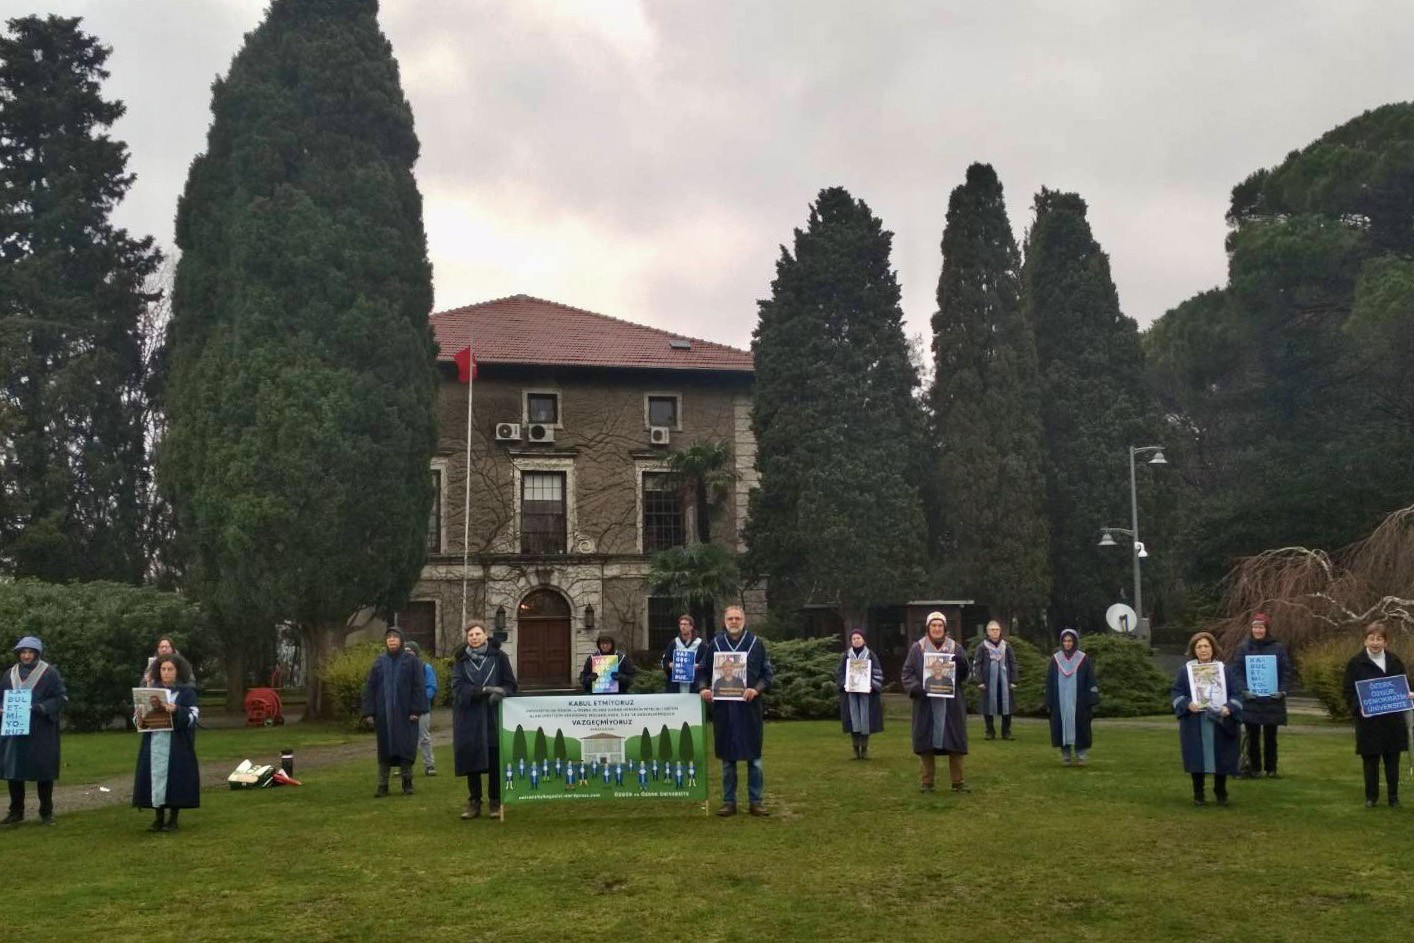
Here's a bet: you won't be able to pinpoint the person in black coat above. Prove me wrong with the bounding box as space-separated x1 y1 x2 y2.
361 627 430 797
451 621 518 819
1233 612 1293 778
1044 629 1099 765
696 605 773 816
1342 622 1414 808
660 615 703 694
580 635 636 693
1171 632 1243 806
133 654 201 832
1 636 67 826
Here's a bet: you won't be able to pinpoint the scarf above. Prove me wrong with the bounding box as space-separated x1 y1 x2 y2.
1053 648 1085 677
9 660 49 691
983 639 1008 663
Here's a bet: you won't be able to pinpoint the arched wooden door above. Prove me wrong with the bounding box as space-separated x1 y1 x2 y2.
516 589 572 688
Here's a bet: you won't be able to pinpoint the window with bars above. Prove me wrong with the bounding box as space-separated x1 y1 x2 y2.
520 471 566 554
647 596 682 652
427 469 442 553
642 472 684 552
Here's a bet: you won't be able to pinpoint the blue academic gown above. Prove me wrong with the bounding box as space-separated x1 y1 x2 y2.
361 651 430 764
133 686 201 809
696 631 773 762
1171 662 1243 774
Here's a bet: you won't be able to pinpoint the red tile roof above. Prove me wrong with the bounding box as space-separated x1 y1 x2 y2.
430 295 753 374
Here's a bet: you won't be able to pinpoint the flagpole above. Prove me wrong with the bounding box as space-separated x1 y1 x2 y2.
460 332 474 632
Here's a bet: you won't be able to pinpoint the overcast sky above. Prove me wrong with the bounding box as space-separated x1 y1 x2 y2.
14 0 1413 352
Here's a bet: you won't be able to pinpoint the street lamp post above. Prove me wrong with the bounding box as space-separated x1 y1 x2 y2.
1099 444 1165 635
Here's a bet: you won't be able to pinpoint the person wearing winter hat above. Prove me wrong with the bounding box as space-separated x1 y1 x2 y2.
360 627 429 797
835 630 884 759
1172 632 1243 806
1045 629 1099 765
1233 613 1292 778
404 640 440 776
973 620 1018 741
901 612 971 793
452 621 518 819
2 636 68 826
580 634 636 694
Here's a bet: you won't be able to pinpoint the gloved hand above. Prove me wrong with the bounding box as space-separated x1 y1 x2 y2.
469 684 485 701
1240 690 1253 699
484 686 506 705
1274 691 1286 700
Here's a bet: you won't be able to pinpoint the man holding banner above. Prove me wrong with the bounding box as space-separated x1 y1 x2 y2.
1 636 68 826
699 605 773 817
661 615 702 694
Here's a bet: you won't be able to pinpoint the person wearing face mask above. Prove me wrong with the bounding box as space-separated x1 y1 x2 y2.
1172 632 1243 806
1342 621 1414 808
1 636 68 826
1045 629 1099 766
360 627 430 798
973 620 1018 741
835 630 883 760
133 654 201 832
901 612 971 794
452 620 518 820
1233 613 1292 779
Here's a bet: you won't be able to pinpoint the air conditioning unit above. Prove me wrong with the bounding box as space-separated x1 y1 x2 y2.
494 422 522 442
526 423 556 444
649 426 671 446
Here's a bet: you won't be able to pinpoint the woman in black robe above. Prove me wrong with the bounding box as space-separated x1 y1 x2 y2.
579 634 635 693
133 654 201 832
1342 621 1414 807
1 636 67 826
901 612 971 794
452 621 517 819
1232 612 1292 777
1172 632 1242 806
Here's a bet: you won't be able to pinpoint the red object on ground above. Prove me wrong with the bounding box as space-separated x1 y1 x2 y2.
270 769 303 786
243 688 285 727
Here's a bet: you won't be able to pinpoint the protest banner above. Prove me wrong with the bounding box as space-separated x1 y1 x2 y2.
711 652 748 701
1187 661 1228 710
670 649 696 685
589 654 621 694
1355 675 1413 719
499 693 708 806
133 687 174 732
1244 655 1279 697
923 652 955 698
845 658 872 694
1 689 31 737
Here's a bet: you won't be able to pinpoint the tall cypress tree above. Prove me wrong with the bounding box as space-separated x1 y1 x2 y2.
1022 189 1157 629
745 187 926 628
0 16 162 582
161 0 437 715
929 164 1050 630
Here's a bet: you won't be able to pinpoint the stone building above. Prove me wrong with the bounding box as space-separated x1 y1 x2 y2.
390 294 760 688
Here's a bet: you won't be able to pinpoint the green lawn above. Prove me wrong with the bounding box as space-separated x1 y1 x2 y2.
10 707 1414 943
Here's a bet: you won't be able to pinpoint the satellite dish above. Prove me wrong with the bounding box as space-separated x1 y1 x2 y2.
1106 603 1138 634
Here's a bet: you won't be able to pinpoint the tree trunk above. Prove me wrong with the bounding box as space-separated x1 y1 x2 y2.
223 648 246 713
301 621 338 721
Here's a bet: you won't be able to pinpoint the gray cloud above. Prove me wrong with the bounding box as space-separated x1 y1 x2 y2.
26 0 1414 351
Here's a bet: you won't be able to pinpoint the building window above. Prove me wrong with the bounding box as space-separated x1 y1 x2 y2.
395 601 437 655
427 469 442 553
647 394 679 429
521 471 566 554
526 392 560 425
647 596 681 652
642 472 684 552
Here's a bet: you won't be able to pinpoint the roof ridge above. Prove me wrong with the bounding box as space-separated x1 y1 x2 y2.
430 293 750 356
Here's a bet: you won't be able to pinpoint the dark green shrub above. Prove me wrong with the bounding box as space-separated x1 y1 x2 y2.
1298 636 1414 721
762 637 838 720
964 635 1049 717
0 580 207 731
628 652 669 694
1080 633 1172 717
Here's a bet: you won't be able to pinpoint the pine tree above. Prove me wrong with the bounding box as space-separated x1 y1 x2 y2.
745 187 926 628
928 164 1050 630
160 0 437 715
0 15 162 582
1022 190 1158 629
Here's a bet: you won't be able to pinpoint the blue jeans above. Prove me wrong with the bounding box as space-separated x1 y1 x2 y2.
720 758 764 805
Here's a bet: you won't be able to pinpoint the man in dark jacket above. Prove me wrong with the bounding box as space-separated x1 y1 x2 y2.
1 636 68 825
361 628 430 797
697 606 773 817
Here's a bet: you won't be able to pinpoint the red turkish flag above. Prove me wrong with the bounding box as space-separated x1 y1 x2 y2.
453 346 477 383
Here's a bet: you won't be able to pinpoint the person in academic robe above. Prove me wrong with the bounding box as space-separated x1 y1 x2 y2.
1342 621 1414 808
835 630 884 759
133 654 201 832
451 621 517 820
1 636 67 826
1045 629 1099 765
697 605 774 816
361 627 430 798
973 620 1018 741
661 615 703 693
1172 632 1243 806
901 612 971 794
580 634 636 694
1232 613 1292 778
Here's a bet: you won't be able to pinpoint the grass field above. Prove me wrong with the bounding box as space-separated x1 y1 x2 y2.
9 705 1414 943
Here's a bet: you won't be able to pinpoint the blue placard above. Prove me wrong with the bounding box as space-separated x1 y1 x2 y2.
1355 675 1413 719
1245 655 1279 697
670 650 695 684
1 689 32 737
